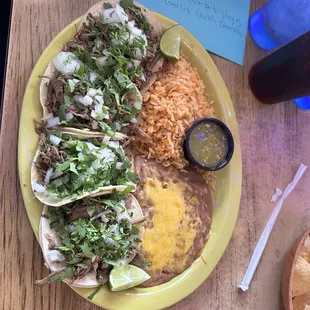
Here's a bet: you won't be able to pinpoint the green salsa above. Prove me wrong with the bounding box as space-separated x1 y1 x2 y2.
189 122 229 168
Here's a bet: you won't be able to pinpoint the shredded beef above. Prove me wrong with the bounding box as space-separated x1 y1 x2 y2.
38 145 66 170
34 120 66 183
130 215 148 225
68 204 89 222
75 259 93 280
91 120 100 130
64 14 110 54
45 233 57 250
68 106 98 129
129 125 153 143
69 109 93 121
44 11 163 132
46 75 69 114
97 265 111 284
92 256 100 273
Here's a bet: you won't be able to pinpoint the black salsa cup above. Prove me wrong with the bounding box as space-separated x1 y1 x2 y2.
184 118 234 171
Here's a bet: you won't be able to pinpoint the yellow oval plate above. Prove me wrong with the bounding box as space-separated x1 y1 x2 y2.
18 13 242 310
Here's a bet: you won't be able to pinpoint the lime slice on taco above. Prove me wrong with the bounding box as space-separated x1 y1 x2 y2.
160 24 182 61
109 265 150 291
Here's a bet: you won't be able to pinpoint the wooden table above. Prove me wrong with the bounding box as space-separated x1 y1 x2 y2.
1 0 310 309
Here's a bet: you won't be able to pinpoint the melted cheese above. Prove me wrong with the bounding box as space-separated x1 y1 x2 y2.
142 178 201 273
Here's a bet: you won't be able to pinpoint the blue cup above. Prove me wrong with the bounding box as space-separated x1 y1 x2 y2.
249 0 310 109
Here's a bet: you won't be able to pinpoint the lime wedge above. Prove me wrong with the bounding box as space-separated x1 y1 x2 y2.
109 265 151 291
160 24 181 61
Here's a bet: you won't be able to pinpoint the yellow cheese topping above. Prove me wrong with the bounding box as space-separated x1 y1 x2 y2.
142 178 201 273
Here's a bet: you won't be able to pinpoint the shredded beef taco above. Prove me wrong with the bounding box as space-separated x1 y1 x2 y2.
31 127 139 207
36 194 145 287
40 0 163 135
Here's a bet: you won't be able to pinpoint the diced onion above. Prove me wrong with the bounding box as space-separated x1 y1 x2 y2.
103 8 120 24
46 116 60 128
89 72 97 83
49 134 62 146
130 117 138 124
130 26 142 37
44 168 53 184
115 122 121 131
127 62 134 71
113 201 131 223
32 182 46 193
87 88 97 97
102 49 109 56
42 113 53 121
95 103 104 114
96 56 109 67
102 4 128 25
97 149 116 163
87 167 95 175
95 88 103 95
133 59 141 68
51 170 63 180
108 224 120 236
95 95 104 105
47 250 65 263
73 95 93 106
111 39 120 46
91 103 108 120
92 39 103 53
104 237 117 245
102 135 111 145
109 141 120 149
68 225 76 232
52 52 81 74
117 258 128 266
86 142 97 150
127 20 135 31
65 112 74 121
116 4 129 25
88 88 103 98
91 159 102 169
116 162 123 170
133 48 143 60
91 210 112 222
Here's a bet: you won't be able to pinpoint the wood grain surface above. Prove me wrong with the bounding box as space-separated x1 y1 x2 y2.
1 0 310 309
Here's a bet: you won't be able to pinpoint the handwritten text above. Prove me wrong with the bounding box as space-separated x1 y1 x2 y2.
163 0 243 38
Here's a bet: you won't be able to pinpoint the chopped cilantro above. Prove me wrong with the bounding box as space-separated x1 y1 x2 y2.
103 3 113 9
44 134 137 200
49 267 74 283
131 226 140 235
88 284 103 300
45 194 140 283
67 79 76 93
47 3 149 134
119 0 151 31
142 259 152 267
58 105 67 122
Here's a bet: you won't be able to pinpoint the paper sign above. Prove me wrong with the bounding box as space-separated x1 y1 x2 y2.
138 0 251 65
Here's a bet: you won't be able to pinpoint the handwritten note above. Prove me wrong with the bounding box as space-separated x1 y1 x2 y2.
139 0 251 65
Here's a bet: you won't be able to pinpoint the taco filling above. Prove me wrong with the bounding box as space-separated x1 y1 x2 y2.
32 126 138 202
36 194 145 286
42 0 162 134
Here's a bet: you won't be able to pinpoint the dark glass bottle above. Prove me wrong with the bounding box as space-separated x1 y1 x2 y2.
249 31 310 105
